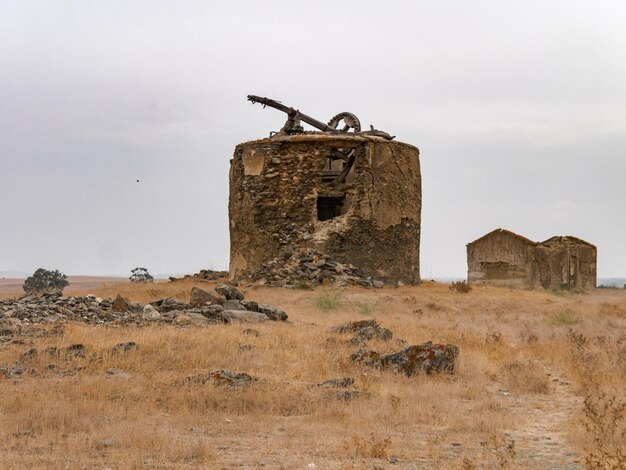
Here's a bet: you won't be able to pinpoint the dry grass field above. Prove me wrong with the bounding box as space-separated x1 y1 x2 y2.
1 279 625 469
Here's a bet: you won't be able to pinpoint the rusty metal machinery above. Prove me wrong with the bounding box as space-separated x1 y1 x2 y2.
247 95 394 140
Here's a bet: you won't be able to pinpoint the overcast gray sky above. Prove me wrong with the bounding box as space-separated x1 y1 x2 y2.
1 1 625 278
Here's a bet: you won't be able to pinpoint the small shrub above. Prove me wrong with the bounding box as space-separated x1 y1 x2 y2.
501 360 551 394
353 301 376 316
313 290 342 311
343 435 391 458
582 390 626 469
146 288 164 298
293 279 310 290
129 267 154 284
450 281 472 293
551 284 585 297
550 309 580 325
23 268 69 294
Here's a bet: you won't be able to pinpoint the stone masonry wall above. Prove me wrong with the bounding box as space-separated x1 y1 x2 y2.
228 134 421 285
467 230 537 288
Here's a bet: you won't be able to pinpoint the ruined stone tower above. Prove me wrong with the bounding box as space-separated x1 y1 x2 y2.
228 133 421 286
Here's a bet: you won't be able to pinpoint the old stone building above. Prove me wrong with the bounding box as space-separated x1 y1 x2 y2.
466 229 538 288
228 133 421 286
535 236 597 289
467 229 596 289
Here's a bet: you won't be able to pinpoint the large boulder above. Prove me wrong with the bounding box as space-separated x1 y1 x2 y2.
256 304 288 321
330 319 378 334
223 310 269 323
215 284 244 301
173 312 210 327
189 286 224 308
331 319 391 344
351 342 459 375
152 297 187 312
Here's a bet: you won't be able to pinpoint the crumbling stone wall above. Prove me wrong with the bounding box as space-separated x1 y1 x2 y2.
467 229 537 288
467 229 597 289
228 134 421 285
535 236 597 289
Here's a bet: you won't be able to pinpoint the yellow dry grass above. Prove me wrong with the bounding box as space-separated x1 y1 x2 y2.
1 280 625 469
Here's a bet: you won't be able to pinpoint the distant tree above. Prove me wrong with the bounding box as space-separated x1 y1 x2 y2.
129 267 154 284
23 268 69 294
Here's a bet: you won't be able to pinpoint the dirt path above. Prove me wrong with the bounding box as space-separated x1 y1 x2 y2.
495 361 584 469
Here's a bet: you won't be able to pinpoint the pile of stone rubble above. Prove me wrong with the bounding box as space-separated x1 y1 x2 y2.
247 249 386 288
168 269 228 283
0 284 287 329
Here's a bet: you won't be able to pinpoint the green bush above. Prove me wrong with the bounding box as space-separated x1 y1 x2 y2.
551 284 585 297
550 309 580 325
23 268 69 294
129 267 154 284
313 290 342 311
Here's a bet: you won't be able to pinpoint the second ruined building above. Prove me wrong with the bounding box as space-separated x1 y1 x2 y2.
467 228 597 289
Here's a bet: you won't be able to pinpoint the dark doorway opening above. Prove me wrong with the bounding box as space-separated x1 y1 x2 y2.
568 255 578 286
317 196 345 221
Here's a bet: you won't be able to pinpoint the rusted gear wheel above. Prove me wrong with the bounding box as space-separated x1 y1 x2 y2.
327 112 361 133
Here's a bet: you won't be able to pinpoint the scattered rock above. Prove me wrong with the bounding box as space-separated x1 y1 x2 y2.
215 284 245 301
189 286 224 308
195 305 228 323
224 310 269 323
152 297 186 312
333 390 371 401
97 439 115 449
106 367 130 379
351 342 460 375
349 325 393 345
0 286 288 329
330 319 378 334
173 312 210 327
111 341 137 353
331 319 391 344
185 369 256 387
317 377 355 388
256 304 288 321
65 344 86 357
350 348 382 367
142 304 161 320
223 299 245 310
20 347 38 360
244 249 367 287
169 269 228 283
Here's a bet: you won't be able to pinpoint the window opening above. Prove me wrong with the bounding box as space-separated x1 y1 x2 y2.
317 196 345 221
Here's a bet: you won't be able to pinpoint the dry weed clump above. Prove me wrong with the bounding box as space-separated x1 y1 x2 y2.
313 289 343 311
500 359 551 394
566 329 626 468
450 280 472 293
342 434 392 458
549 308 580 325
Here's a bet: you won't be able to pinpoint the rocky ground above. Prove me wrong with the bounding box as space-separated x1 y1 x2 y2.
0 284 287 331
0 281 624 469
243 249 391 288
